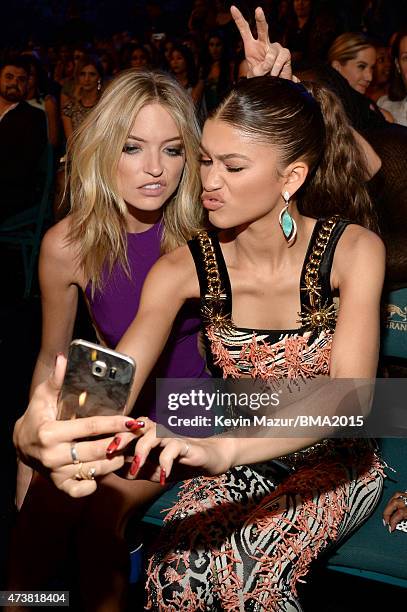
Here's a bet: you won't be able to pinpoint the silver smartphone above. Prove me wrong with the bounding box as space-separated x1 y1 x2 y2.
57 339 136 419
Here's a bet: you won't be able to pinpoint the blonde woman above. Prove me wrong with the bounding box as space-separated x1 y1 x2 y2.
11 8 294 611
11 69 206 611
328 32 394 122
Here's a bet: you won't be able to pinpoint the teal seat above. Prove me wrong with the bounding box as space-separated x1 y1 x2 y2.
129 484 182 583
327 437 407 588
0 143 54 297
141 483 181 527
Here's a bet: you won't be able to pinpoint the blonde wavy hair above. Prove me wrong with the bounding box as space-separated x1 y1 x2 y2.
328 32 374 66
66 69 204 291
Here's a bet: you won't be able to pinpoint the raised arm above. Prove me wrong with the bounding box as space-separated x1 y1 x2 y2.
13 245 199 496
30 219 82 394
16 220 82 508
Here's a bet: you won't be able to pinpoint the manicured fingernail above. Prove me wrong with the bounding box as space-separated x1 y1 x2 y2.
106 436 121 455
160 467 166 486
130 455 141 476
388 525 392 533
126 420 145 431
382 519 387 527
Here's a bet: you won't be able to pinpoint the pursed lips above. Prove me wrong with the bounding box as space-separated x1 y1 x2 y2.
201 192 225 210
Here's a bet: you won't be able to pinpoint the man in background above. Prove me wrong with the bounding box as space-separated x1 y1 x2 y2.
0 56 47 222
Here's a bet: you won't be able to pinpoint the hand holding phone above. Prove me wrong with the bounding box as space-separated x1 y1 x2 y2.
57 339 136 419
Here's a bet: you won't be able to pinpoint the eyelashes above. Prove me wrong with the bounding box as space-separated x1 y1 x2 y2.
165 147 184 157
198 158 244 173
122 144 184 157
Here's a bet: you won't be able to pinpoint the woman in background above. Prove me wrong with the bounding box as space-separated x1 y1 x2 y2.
61 55 104 140
169 43 204 106
328 32 394 122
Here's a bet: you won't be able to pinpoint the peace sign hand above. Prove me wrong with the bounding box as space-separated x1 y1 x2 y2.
231 5 297 81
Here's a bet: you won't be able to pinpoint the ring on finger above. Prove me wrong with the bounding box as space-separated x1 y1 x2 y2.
74 463 96 481
70 442 79 465
74 462 84 480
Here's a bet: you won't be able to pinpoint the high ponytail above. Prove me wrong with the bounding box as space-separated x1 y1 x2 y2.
214 76 378 232
299 81 378 231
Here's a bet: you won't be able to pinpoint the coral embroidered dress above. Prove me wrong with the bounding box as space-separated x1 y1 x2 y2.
145 218 383 612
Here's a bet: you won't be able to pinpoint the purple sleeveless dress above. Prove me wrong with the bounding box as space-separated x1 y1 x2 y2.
85 221 208 417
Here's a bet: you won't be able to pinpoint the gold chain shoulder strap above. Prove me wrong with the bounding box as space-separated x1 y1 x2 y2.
298 216 339 333
196 231 233 332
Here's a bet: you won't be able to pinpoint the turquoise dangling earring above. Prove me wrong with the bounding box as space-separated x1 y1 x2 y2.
279 191 297 246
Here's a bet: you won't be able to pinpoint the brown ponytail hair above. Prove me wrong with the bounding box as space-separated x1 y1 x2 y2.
212 76 378 231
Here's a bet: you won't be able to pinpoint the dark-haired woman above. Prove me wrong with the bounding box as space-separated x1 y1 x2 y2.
169 44 204 106
200 31 233 117
16 73 384 610
61 55 104 140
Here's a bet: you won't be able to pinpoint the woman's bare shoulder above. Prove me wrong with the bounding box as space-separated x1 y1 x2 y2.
148 244 200 300
333 224 385 288
337 223 385 256
40 217 83 283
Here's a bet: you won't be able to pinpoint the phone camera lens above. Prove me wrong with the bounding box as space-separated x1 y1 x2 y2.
92 360 107 378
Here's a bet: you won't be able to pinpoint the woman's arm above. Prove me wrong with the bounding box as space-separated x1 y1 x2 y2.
117 246 200 411
30 219 82 394
16 220 82 508
13 246 199 496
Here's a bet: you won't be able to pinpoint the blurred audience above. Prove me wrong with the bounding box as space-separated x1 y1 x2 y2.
283 0 338 70
23 54 59 147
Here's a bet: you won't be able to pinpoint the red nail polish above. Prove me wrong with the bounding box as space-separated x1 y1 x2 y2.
127 421 145 431
125 420 136 428
106 436 121 455
160 467 166 486
130 455 141 476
